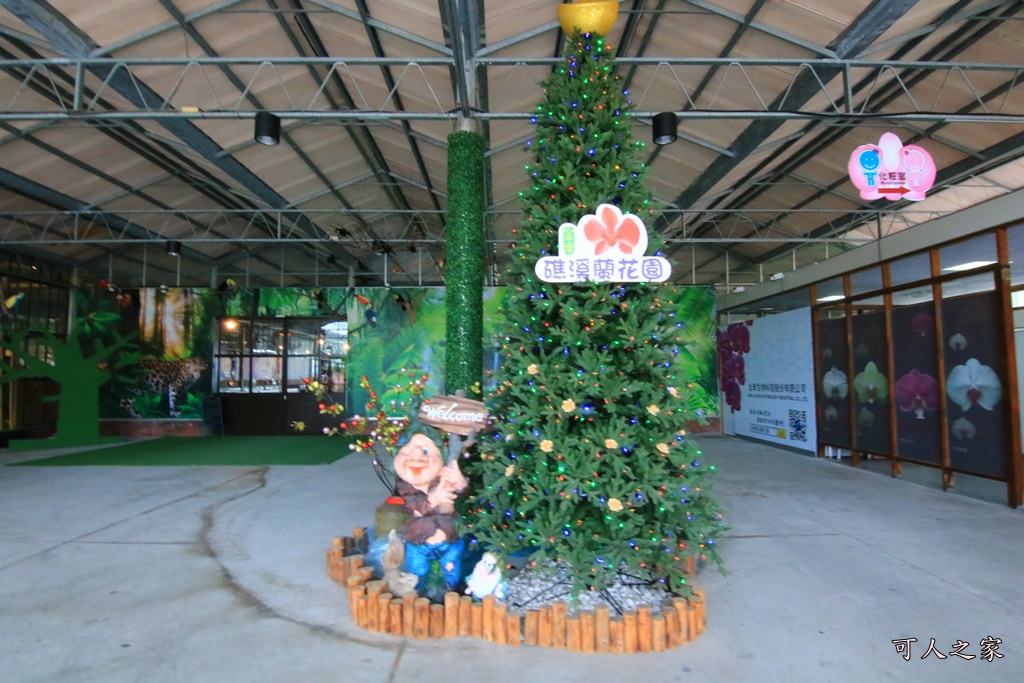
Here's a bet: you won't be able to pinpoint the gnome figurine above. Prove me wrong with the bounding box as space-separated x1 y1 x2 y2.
392 432 468 592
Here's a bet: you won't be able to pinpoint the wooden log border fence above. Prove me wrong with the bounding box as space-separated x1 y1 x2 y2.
327 532 707 651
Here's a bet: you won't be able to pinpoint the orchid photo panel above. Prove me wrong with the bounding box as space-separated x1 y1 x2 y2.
941 291 1007 478
891 301 943 466
850 310 891 456
816 316 851 449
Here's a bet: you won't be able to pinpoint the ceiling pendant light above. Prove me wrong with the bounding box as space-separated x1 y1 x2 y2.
652 111 678 145
254 112 281 145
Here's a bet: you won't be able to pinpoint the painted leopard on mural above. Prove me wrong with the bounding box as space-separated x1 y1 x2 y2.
132 357 208 416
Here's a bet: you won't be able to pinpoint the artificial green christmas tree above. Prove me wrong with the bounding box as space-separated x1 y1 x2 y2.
461 30 725 598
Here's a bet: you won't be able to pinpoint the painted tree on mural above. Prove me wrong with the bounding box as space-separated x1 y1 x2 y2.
460 30 725 597
0 293 140 446
345 288 448 417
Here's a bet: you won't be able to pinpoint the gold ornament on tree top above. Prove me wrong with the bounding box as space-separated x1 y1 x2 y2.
557 0 618 36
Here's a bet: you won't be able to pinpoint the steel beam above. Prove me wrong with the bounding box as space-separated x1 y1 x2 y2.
657 0 921 229
0 166 215 264
0 0 367 273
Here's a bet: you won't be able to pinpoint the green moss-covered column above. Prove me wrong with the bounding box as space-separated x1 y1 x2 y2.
445 129 484 395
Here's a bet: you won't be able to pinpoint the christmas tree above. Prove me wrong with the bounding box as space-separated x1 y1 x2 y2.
460 30 725 598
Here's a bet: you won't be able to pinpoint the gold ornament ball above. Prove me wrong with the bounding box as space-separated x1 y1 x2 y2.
558 0 618 36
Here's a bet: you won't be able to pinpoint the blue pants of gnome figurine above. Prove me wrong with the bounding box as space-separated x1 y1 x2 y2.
405 538 465 591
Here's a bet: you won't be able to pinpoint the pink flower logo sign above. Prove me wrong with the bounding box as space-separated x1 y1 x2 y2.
582 205 643 255
535 203 671 283
848 132 935 201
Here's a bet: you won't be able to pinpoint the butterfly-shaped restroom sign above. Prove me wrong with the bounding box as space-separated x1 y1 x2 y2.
848 132 936 202
534 203 671 283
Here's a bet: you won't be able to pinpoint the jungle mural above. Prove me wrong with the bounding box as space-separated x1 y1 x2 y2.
101 287 215 419
0 286 141 447
95 285 718 421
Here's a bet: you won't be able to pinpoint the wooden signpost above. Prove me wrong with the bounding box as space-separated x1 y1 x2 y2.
417 394 488 436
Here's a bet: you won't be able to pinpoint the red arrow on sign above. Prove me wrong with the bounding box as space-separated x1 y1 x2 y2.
878 186 911 195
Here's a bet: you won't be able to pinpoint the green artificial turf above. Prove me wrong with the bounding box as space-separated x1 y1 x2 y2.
12 435 355 466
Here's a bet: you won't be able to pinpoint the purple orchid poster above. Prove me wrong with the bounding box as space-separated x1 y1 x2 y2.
719 307 816 451
891 301 942 465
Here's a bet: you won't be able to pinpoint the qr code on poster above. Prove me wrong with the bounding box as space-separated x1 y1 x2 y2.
789 409 807 442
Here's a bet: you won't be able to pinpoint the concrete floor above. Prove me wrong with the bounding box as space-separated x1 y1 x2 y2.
1 435 1022 682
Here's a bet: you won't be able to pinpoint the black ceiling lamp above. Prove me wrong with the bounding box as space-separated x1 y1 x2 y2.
652 111 678 146
254 111 281 146
166 240 181 256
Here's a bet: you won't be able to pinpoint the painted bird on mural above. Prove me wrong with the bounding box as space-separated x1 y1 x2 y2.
352 292 378 327
0 277 25 319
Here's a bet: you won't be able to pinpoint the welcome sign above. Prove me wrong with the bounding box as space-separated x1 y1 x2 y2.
418 395 488 435
534 203 672 283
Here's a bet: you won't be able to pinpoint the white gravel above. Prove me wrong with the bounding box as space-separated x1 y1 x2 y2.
502 562 675 616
